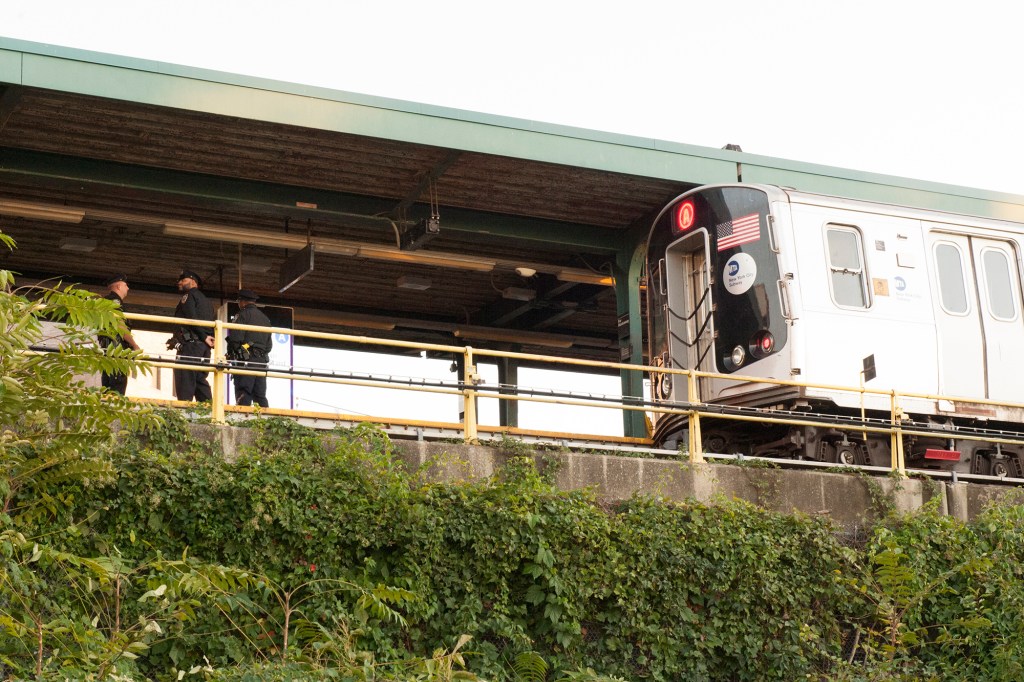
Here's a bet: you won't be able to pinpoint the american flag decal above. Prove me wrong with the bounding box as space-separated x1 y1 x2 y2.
716 213 761 251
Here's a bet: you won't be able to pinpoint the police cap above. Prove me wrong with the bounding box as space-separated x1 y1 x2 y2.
104 273 128 287
178 269 203 288
237 289 259 302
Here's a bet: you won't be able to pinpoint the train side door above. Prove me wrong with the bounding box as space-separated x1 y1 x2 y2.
927 231 1024 400
970 237 1024 401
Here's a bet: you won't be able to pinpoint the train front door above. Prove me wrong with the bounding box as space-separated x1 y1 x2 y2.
928 230 1024 401
664 230 716 399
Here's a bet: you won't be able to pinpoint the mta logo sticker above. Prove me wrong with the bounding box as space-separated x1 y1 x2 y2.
723 253 757 295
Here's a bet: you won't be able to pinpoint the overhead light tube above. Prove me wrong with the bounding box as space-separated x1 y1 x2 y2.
0 200 85 224
163 221 310 250
357 246 496 272
556 269 615 286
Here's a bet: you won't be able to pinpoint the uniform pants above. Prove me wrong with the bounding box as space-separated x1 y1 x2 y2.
102 372 128 395
232 357 269 408
174 341 212 402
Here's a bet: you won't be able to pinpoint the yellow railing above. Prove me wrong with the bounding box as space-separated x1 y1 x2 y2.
126 312 1024 475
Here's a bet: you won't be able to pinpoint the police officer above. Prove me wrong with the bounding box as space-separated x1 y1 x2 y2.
226 289 273 408
99 273 140 395
169 269 215 402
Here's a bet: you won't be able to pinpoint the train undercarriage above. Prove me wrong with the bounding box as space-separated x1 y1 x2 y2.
653 405 1024 478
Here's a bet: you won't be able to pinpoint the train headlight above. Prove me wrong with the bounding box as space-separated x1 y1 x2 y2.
730 345 746 368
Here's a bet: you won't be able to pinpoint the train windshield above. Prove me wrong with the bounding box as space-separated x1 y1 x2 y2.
649 186 786 375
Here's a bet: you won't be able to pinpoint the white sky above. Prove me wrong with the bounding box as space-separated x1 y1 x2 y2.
5 0 1023 194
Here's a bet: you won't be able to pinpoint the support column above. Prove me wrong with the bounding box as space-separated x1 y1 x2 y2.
497 357 519 428
615 241 648 438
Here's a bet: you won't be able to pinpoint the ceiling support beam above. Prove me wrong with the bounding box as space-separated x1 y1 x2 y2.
390 150 462 219
0 147 623 252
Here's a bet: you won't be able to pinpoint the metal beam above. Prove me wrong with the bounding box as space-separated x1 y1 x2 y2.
4 38 1024 222
497 358 519 428
615 220 651 438
391 150 462 219
475 278 580 328
532 285 611 330
0 147 622 251
0 40 739 186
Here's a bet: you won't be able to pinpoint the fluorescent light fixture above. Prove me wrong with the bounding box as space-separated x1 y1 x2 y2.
318 243 360 257
397 276 432 290
163 221 490 271
59 236 98 253
502 286 536 302
163 221 310 250
453 326 573 348
556 269 615 286
0 200 85 224
358 246 496 272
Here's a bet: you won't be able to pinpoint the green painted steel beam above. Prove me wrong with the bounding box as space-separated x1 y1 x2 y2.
0 147 622 251
5 39 1023 222
0 40 739 186
615 242 648 438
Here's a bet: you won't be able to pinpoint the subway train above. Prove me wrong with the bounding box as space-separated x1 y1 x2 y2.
645 184 1024 475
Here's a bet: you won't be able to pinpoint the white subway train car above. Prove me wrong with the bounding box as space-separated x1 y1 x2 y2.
646 184 1024 474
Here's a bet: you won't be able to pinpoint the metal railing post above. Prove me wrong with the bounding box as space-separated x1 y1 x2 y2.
462 347 478 442
890 390 905 474
211 319 226 423
687 371 703 463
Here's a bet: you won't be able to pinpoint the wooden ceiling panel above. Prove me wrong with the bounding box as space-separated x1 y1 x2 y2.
0 85 692 360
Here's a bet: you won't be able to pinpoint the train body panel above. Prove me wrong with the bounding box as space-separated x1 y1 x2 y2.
646 184 1024 468
785 201 940 413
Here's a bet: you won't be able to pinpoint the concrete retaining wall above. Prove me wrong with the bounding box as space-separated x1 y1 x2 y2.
190 425 1024 531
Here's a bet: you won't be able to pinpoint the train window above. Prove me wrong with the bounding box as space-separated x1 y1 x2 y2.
982 248 1017 320
825 226 869 308
934 243 969 314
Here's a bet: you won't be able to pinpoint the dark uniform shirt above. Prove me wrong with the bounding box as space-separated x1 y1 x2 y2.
228 304 273 357
173 288 215 342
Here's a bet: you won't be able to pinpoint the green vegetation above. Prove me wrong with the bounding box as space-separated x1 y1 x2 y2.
13 411 1024 681
6 237 1024 681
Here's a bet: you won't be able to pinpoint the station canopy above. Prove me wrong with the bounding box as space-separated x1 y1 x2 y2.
3 38 1023 363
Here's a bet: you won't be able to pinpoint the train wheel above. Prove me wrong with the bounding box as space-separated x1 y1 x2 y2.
992 459 1011 477
831 441 867 466
971 449 1021 478
704 434 728 454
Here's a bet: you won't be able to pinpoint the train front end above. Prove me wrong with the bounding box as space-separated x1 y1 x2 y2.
646 184 795 447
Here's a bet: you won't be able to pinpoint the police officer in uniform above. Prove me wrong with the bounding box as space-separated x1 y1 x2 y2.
226 289 273 408
99 273 141 395
169 269 215 402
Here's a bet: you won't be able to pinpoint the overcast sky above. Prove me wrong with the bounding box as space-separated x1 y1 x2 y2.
6 0 1023 195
